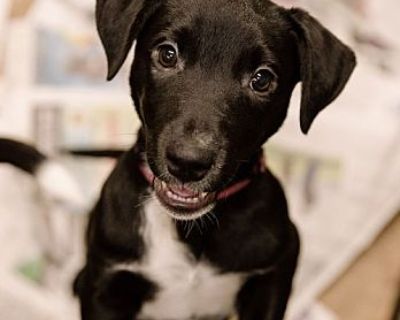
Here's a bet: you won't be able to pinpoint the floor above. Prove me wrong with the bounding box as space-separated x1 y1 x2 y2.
321 213 400 320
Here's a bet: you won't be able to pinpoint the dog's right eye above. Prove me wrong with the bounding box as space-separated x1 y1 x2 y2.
158 44 178 68
250 69 275 94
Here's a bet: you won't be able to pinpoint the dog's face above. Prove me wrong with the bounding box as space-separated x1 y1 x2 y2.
96 0 356 219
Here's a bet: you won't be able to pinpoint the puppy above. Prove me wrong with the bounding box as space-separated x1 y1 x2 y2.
74 0 356 319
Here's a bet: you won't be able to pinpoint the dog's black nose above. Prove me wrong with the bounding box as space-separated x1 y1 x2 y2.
166 144 214 182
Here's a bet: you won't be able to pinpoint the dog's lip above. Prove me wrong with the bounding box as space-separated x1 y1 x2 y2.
154 178 216 216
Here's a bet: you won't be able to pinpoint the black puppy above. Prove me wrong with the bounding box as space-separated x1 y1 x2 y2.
74 0 356 319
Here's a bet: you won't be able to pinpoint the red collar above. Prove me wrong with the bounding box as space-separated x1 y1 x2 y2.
138 155 266 200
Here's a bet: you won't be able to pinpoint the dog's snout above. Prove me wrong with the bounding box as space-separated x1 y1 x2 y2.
166 143 215 182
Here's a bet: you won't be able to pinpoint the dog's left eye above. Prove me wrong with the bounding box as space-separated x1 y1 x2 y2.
158 44 178 68
250 69 275 93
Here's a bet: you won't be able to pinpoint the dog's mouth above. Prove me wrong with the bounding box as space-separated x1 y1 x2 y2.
154 178 216 220
139 160 256 220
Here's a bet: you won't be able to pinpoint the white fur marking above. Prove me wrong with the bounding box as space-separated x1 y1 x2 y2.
112 197 245 319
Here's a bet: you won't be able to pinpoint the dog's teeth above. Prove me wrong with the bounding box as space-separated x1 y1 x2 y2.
186 197 198 203
162 181 167 189
173 194 180 201
201 192 207 198
165 189 202 204
167 190 174 198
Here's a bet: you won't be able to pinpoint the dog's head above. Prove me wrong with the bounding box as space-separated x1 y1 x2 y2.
96 0 356 219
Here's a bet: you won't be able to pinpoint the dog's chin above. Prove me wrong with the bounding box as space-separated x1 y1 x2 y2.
153 178 216 221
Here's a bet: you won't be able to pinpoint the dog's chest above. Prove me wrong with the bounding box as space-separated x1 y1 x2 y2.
126 199 244 319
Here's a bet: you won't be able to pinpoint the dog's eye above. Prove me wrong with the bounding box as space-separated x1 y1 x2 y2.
250 69 274 93
158 44 178 68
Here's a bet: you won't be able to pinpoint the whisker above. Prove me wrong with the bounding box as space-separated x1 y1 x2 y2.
199 215 209 232
194 220 203 235
207 212 218 229
134 194 154 208
185 220 195 238
209 211 220 229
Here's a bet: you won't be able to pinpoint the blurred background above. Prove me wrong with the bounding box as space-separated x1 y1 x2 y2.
0 0 399 319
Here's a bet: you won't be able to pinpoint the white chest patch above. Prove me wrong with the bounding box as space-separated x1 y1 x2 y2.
112 198 245 320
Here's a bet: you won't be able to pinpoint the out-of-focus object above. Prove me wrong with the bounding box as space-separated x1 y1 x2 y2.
0 0 399 319
0 0 9 81
35 28 111 87
9 0 35 19
33 105 62 155
271 0 400 318
393 292 400 320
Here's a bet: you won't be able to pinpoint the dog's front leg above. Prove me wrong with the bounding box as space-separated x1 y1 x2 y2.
75 267 156 320
236 226 300 320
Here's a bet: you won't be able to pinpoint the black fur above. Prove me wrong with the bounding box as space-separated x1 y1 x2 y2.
0 138 46 174
75 135 300 320
75 0 356 319
288 8 356 133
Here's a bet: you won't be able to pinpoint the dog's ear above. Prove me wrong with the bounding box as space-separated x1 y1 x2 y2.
288 8 356 134
96 0 161 80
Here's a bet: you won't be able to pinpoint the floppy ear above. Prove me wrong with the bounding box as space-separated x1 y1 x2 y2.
96 0 161 80
289 8 356 134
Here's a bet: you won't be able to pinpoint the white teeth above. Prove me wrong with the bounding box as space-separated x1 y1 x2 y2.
160 181 206 205
186 197 200 204
186 197 199 203
165 190 201 204
166 190 174 198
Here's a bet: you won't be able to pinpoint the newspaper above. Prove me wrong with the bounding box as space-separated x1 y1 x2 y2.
0 0 399 319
